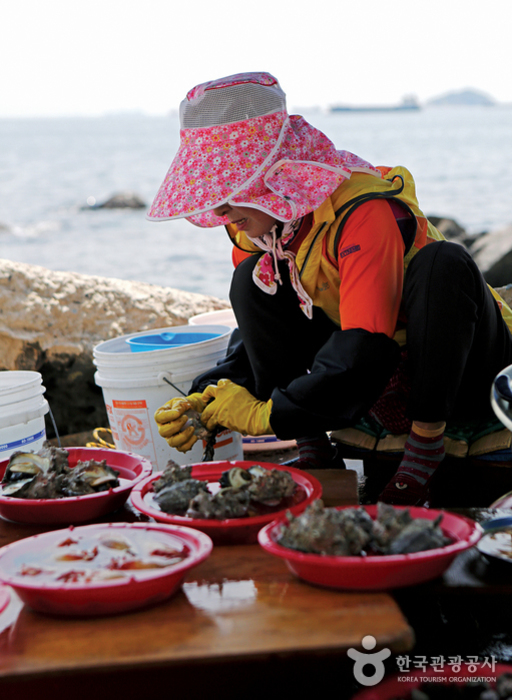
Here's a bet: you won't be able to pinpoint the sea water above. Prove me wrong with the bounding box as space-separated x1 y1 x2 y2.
1 106 511 301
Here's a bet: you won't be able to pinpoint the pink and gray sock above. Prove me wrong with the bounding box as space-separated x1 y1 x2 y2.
295 434 336 470
379 422 446 505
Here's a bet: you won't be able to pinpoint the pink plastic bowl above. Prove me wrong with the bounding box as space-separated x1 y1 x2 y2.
0 522 213 616
130 460 322 545
258 505 482 590
0 447 153 524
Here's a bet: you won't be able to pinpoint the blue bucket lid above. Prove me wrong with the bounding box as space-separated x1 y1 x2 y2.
126 331 221 352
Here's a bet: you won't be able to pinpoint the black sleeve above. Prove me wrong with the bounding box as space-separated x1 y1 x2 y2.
190 329 257 395
269 328 400 439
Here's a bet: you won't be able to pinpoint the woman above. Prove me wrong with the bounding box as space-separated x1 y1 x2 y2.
147 72 512 505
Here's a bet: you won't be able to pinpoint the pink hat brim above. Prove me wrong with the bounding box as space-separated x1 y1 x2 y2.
147 113 380 227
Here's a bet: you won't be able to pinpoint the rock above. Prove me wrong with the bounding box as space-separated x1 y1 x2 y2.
495 284 512 308
427 216 485 250
0 259 230 438
469 225 512 287
85 191 147 209
428 216 467 241
427 217 512 285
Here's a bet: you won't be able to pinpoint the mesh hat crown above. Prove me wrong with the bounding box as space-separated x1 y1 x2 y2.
180 72 286 128
147 72 380 227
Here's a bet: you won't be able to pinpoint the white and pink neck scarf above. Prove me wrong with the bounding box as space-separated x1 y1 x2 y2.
250 220 314 319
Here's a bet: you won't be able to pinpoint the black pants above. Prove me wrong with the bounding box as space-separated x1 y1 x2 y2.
404 241 512 423
193 242 512 434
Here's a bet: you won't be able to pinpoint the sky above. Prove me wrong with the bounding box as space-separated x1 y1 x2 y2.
1 0 511 118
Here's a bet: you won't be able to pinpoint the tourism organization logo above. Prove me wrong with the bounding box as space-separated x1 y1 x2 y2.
347 636 391 687
348 636 498 688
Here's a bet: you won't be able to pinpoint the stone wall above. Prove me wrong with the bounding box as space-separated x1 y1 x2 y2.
0 259 230 438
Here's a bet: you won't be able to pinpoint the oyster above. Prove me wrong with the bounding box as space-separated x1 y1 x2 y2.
37 443 70 474
2 471 64 499
386 514 450 554
371 502 415 552
219 466 296 504
276 500 452 556
2 452 52 483
183 409 211 441
153 463 192 493
186 487 251 520
0 443 120 500
371 502 450 554
247 465 267 478
154 479 208 515
219 466 252 489
152 462 209 515
183 409 218 461
247 468 296 504
59 460 120 497
1 444 64 498
151 463 297 520
1 478 36 497
277 500 374 556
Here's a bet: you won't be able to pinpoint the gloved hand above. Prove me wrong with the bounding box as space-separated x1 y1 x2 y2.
201 379 274 436
154 393 206 452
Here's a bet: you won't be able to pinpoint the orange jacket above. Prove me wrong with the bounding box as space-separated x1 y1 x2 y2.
228 166 446 346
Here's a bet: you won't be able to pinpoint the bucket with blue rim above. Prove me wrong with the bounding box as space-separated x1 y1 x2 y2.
93 325 243 470
126 331 221 353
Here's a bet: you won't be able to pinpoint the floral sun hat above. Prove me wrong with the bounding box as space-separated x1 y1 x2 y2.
147 72 380 227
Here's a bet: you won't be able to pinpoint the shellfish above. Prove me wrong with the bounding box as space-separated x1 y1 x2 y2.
154 479 209 515
152 462 192 493
219 466 296 504
246 468 296 504
3 452 51 482
59 461 120 497
183 409 211 441
1 443 120 499
150 462 297 520
186 487 252 520
152 462 208 515
277 500 452 556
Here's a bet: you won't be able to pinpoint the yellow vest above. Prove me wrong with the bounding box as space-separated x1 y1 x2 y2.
228 166 512 338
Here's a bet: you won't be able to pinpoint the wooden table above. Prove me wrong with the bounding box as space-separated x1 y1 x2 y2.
0 468 414 699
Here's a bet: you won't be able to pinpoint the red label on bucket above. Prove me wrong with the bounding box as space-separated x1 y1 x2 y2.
207 430 233 449
113 400 148 409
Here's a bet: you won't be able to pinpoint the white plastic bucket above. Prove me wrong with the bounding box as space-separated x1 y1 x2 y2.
189 309 237 328
93 325 244 471
0 371 50 460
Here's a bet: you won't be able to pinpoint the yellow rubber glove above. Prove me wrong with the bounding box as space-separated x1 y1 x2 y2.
154 393 206 452
200 379 274 436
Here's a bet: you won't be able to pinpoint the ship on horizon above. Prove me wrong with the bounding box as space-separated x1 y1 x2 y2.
330 95 420 113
